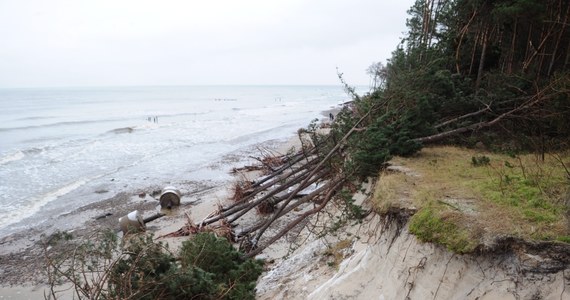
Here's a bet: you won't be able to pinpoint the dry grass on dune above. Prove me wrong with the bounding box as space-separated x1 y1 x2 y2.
372 146 570 252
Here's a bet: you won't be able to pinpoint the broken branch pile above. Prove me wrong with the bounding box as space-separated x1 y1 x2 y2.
161 110 373 257
161 144 341 255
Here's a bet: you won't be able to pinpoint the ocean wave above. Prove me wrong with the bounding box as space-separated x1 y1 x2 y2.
107 127 135 134
157 110 214 118
16 139 95 161
0 119 116 132
0 177 92 231
20 136 63 144
15 115 58 121
21 143 63 156
0 110 216 133
103 123 163 136
0 151 25 165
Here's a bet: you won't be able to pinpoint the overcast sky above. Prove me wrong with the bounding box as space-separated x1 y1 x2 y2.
0 0 414 88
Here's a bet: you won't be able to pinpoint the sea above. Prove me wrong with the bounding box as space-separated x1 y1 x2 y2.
0 85 354 237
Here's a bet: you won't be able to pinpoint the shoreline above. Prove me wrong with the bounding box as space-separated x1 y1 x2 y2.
0 127 314 295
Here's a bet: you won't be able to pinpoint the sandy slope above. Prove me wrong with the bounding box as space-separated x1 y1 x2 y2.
255 171 570 300
257 213 569 300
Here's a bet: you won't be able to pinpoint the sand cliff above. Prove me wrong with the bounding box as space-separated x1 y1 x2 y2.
257 212 569 300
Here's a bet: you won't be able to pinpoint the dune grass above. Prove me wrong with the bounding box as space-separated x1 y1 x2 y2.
372 146 570 252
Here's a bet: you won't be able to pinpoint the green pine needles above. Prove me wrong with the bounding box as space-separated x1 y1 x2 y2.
43 231 263 300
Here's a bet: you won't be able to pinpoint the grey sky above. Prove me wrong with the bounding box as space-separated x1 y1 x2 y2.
0 0 414 88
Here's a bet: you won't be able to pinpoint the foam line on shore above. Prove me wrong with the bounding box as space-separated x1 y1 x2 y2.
0 176 98 231
0 150 25 166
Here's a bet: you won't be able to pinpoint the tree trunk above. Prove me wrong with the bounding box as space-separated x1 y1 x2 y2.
237 178 340 237
508 18 518 74
469 27 481 76
456 9 478 74
227 168 329 224
523 21 556 74
547 1 569 76
565 37 570 71
524 23 534 73
245 178 345 258
475 27 488 90
205 166 320 225
414 81 557 144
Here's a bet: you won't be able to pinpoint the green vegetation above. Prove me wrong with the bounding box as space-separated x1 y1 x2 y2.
179 233 264 300
371 146 569 252
558 236 570 243
470 152 569 239
43 232 263 300
471 155 490 166
409 204 477 253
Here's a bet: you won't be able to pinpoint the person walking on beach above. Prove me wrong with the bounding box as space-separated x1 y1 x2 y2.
329 113 334 121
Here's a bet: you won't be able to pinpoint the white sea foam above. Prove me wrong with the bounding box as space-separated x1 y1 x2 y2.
0 177 92 230
0 151 25 165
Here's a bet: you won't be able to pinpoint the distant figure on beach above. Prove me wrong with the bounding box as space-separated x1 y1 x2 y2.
329 113 334 121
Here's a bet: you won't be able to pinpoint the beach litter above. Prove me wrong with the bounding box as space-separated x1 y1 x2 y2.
119 210 145 234
159 186 181 209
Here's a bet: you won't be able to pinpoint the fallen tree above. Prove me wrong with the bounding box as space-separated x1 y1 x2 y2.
161 108 376 256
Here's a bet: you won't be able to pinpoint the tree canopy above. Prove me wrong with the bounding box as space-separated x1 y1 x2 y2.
334 0 569 177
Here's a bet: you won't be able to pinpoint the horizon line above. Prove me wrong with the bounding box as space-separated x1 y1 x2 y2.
0 83 371 90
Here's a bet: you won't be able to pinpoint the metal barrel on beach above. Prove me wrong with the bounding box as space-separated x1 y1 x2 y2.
159 186 181 209
119 210 145 233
